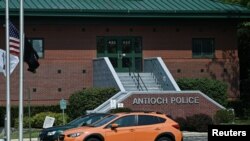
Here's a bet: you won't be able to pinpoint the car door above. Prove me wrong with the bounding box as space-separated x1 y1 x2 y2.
134 115 166 141
105 115 136 141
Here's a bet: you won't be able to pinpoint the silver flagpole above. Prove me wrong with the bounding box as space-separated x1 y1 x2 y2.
19 0 24 141
5 0 11 141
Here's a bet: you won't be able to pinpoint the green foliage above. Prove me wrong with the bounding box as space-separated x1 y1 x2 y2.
68 88 118 119
14 116 33 128
228 100 250 119
175 114 213 132
214 109 235 124
0 105 64 127
0 107 4 126
221 0 250 8
186 114 213 132
14 112 69 128
110 108 132 113
177 78 228 106
174 117 188 131
31 112 69 128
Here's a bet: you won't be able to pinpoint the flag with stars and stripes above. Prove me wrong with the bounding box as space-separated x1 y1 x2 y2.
0 22 20 76
9 22 20 56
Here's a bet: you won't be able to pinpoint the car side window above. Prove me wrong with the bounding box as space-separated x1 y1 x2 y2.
86 115 104 125
108 115 136 128
138 115 166 126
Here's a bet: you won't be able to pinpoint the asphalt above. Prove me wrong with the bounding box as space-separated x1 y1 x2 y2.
0 131 208 141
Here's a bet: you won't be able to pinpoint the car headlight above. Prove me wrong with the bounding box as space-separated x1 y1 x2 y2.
47 131 56 136
67 132 83 138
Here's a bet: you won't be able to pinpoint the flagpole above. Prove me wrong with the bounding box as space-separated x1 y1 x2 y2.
19 0 24 141
5 0 11 141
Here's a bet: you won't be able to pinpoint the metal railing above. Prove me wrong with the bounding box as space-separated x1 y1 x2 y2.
131 71 148 91
127 61 147 91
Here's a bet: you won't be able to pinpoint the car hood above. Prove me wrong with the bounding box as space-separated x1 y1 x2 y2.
42 124 75 133
63 126 93 135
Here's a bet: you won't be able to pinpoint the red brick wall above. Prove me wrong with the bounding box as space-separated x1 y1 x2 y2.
122 92 224 118
0 19 239 105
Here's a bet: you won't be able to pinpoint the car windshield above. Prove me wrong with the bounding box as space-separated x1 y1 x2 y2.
89 115 117 127
67 114 104 126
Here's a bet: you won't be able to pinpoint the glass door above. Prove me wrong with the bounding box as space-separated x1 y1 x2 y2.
97 36 142 72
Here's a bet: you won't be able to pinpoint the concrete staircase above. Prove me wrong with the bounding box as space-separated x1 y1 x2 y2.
117 72 162 91
91 57 180 113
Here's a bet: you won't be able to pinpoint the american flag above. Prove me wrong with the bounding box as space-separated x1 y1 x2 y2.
9 22 20 56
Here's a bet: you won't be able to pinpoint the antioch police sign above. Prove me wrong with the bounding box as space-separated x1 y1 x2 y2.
132 97 199 105
121 92 224 119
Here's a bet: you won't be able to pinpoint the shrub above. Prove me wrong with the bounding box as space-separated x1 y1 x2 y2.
68 88 118 119
0 105 63 127
174 117 187 131
0 107 5 126
110 108 132 113
186 114 213 132
228 100 250 119
14 116 33 128
177 78 228 106
214 109 235 124
31 112 69 128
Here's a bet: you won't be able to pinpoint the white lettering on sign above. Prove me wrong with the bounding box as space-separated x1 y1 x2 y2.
133 97 168 105
170 97 199 104
132 97 199 105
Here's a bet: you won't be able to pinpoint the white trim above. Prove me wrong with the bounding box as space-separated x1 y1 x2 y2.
104 57 125 92
156 57 181 91
93 91 127 113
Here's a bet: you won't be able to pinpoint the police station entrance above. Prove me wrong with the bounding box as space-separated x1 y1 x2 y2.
97 36 142 72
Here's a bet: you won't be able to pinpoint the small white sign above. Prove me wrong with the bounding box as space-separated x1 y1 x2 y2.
110 99 117 109
117 103 124 108
60 99 67 110
43 116 55 128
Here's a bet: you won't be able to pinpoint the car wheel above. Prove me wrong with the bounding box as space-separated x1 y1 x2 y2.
86 138 101 141
157 136 173 141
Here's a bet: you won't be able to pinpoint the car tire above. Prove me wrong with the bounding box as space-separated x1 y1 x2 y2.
157 136 173 141
86 138 101 141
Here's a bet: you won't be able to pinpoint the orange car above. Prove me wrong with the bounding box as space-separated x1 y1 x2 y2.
60 112 183 141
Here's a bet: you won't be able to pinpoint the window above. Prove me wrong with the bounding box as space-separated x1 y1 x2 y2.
138 115 166 126
192 38 215 58
108 115 136 128
28 38 44 58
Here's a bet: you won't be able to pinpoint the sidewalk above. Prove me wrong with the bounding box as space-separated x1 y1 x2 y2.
1 139 37 141
182 131 208 137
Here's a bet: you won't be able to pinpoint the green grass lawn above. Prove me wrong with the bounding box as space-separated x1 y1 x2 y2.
0 129 41 139
234 119 250 125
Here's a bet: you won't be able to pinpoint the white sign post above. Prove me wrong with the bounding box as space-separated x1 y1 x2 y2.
110 99 117 109
60 99 67 125
43 116 55 128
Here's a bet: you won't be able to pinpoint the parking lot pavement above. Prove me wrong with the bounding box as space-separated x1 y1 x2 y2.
183 131 208 141
4 132 208 141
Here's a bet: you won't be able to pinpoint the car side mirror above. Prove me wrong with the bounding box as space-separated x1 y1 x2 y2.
111 123 118 130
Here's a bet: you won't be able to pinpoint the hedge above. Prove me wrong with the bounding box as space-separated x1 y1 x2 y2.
175 114 213 132
0 105 63 127
68 87 118 119
14 112 69 128
213 109 235 124
177 78 228 106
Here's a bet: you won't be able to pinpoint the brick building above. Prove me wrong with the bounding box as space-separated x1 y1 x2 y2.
0 0 250 105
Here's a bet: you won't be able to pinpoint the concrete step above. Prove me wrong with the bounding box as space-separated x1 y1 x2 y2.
117 72 163 92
